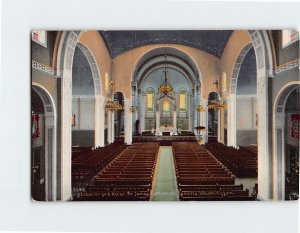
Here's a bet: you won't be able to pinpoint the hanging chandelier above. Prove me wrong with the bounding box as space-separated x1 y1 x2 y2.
208 100 227 109
129 105 138 113
105 100 123 111
196 104 206 112
159 46 173 95
159 78 173 95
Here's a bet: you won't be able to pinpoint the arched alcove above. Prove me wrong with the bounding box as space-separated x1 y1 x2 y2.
56 31 106 200
208 92 221 142
31 84 56 201
72 45 96 147
273 82 300 200
113 91 125 139
236 47 257 147
132 47 201 136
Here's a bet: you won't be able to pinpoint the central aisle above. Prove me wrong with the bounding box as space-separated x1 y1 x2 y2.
151 146 179 201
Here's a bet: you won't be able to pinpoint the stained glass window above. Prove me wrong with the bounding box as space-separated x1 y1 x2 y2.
147 92 153 111
163 101 170 112
179 91 186 111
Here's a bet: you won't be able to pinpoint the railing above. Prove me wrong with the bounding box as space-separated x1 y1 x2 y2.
32 60 54 75
133 135 196 141
275 58 300 74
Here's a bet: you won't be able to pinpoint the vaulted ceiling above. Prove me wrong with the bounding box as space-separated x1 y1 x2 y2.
100 30 233 58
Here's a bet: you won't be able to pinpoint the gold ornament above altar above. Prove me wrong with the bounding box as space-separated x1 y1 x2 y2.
105 100 123 111
159 83 173 95
208 100 227 109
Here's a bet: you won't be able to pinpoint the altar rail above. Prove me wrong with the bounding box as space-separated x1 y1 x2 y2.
133 136 197 145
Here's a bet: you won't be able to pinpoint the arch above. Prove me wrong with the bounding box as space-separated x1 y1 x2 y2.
113 91 125 139
132 47 202 135
247 30 274 200
208 91 221 101
56 31 106 200
76 42 102 96
32 83 57 201
132 47 201 88
231 44 257 148
140 64 194 92
273 81 300 200
230 43 253 95
71 42 103 148
207 91 222 142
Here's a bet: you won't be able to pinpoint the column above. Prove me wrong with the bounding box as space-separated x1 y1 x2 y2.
156 109 160 135
227 94 237 147
140 94 145 132
95 95 105 147
257 71 271 200
194 108 199 135
199 100 207 144
217 109 221 143
188 95 192 131
44 113 56 201
107 110 112 144
124 98 133 145
61 69 72 201
111 111 115 143
273 112 285 200
173 110 177 134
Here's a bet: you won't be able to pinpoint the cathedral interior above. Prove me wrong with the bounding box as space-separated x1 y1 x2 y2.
31 30 299 202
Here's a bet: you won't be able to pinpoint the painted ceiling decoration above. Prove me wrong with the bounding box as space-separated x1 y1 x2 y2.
100 30 233 58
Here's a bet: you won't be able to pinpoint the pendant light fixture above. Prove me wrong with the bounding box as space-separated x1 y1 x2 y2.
159 32 173 95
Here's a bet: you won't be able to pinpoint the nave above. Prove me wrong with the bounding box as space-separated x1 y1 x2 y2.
72 137 258 201
31 30 299 201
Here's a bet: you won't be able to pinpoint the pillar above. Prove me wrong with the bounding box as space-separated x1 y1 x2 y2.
173 110 177 133
227 94 237 147
156 109 160 135
217 109 221 142
107 110 113 144
95 95 105 147
140 93 145 132
273 112 285 200
194 108 199 135
61 69 72 201
44 113 56 201
124 98 133 145
111 111 115 143
200 100 208 144
257 71 271 200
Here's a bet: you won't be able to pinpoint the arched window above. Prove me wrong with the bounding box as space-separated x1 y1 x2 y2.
179 90 186 112
146 88 154 112
163 101 170 112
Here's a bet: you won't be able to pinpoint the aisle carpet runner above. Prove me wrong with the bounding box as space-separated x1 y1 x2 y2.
152 146 179 201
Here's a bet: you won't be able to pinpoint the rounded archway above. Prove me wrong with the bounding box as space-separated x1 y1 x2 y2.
71 43 96 147
113 91 125 140
132 47 201 136
236 46 257 147
31 84 56 201
56 31 106 200
207 92 221 142
273 82 300 200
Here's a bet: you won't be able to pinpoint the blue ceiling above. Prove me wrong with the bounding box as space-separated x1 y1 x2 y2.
100 30 233 58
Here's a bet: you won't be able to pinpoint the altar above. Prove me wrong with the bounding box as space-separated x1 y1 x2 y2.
155 124 178 136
